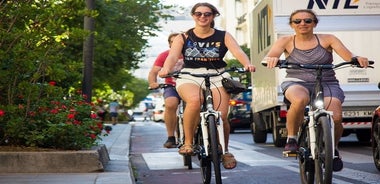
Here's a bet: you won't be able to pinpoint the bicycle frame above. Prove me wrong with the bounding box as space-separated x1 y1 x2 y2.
306 67 335 160
200 76 225 156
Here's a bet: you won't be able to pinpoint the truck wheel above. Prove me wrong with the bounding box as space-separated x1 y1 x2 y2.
251 113 267 143
372 117 380 171
271 111 286 147
356 129 371 143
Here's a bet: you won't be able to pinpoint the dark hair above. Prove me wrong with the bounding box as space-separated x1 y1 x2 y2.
167 33 179 44
289 9 319 25
191 2 220 28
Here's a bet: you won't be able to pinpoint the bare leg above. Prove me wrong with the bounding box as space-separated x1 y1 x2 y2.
164 96 180 137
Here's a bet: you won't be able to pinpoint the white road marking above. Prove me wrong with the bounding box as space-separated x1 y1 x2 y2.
142 152 199 170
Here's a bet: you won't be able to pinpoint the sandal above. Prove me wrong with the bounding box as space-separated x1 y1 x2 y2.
221 152 237 169
179 144 194 156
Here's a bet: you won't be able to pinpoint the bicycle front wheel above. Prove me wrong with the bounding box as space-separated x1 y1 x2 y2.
207 115 222 184
298 123 315 184
315 116 333 184
196 126 211 184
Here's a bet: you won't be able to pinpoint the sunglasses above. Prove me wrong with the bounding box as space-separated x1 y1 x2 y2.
193 12 213 17
292 18 314 24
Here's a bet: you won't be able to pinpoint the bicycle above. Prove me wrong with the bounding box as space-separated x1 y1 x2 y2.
175 98 193 169
149 83 192 169
168 67 247 184
265 58 374 184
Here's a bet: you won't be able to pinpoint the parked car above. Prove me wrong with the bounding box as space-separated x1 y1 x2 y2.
228 89 252 133
152 100 165 122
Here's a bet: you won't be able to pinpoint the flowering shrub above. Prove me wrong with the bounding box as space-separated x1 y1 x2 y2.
0 86 105 150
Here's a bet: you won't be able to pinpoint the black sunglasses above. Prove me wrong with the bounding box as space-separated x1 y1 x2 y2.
292 18 314 24
193 12 213 17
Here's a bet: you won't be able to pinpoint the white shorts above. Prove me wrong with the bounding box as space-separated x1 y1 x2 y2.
175 68 231 90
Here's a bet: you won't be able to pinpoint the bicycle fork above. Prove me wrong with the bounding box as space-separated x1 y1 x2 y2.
200 111 226 156
308 110 335 160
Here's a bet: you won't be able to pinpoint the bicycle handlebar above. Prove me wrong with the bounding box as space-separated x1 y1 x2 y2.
261 57 374 69
166 67 247 79
148 83 174 90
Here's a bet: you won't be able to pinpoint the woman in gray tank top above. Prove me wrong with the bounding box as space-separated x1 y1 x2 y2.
263 9 369 172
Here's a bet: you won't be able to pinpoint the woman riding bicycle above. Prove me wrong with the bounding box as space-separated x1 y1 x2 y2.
263 9 369 172
158 2 255 170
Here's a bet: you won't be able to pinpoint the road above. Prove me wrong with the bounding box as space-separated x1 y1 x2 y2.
129 120 380 184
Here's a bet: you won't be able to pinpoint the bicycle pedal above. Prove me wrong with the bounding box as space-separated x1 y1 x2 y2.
283 151 297 157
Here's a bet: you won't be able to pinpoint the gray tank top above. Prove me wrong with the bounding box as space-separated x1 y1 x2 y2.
285 35 337 82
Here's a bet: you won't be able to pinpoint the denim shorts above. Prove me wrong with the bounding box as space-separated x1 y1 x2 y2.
281 81 345 103
163 86 181 100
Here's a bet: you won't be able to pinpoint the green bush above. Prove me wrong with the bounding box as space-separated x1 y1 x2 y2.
0 85 105 150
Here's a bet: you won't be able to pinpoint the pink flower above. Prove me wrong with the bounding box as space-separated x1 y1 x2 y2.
0 110 5 117
67 113 75 119
90 134 96 139
90 113 97 119
48 81 56 86
50 109 59 114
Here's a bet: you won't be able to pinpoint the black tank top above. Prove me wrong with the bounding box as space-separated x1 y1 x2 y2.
182 28 228 69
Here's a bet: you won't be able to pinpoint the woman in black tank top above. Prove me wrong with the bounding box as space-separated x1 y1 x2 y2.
262 9 369 172
158 2 255 170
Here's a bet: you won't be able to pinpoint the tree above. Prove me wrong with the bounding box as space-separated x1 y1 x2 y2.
0 0 172 147
226 44 252 86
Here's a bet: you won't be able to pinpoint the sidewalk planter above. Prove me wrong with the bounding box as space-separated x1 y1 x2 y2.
0 144 110 173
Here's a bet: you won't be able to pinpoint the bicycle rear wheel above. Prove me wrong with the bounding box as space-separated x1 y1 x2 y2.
315 116 333 184
298 122 315 184
176 116 192 169
207 115 222 184
196 126 211 184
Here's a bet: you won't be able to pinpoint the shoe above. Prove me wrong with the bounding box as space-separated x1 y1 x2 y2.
163 136 177 148
179 144 194 156
284 138 298 153
333 149 343 172
222 152 237 169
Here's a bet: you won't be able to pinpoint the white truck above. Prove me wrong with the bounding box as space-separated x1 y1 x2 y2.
249 0 380 147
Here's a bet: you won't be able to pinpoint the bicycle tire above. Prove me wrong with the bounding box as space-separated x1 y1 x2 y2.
183 155 192 169
196 125 212 184
207 115 222 184
298 122 315 184
176 115 193 169
315 116 333 184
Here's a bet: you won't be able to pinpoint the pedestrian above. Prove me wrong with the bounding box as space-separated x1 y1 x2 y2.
109 99 119 125
148 33 183 148
262 9 369 172
158 2 255 170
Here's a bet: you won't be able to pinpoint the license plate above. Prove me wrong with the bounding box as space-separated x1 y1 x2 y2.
342 111 372 117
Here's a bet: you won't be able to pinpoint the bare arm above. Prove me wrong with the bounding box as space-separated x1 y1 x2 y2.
159 35 184 77
264 36 291 68
327 34 369 67
148 65 161 89
224 32 255 72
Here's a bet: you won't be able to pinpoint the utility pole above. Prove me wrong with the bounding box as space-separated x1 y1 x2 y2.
82 0 95 102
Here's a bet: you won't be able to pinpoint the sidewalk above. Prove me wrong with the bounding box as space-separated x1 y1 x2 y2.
0 123 135 184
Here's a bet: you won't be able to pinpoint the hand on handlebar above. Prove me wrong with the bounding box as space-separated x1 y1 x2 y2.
244 64 256 72
261 57 280 68
158 68 170 78
148 82 159 90
353 56 370 68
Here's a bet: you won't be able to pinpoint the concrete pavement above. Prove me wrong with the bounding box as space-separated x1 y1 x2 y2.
0 123 135 184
